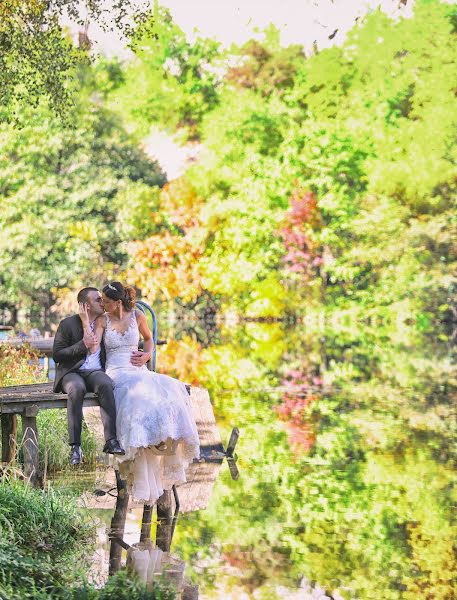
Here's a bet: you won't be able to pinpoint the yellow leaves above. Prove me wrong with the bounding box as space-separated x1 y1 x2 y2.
126 176 206 304
0 0 46 20
160 177 203 229
157 335 203 385
245 274 287 319
65 221 99 243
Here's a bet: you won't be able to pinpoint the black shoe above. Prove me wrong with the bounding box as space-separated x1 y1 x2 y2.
69 445 83 466
103 438 125 455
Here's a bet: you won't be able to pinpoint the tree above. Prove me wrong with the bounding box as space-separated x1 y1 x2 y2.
127 178 206 304
111 5 222 140
0 72 165 326
0 0 154 122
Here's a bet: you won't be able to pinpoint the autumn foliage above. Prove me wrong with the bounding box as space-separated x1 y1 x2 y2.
128 178 206 303
280 187 323 281
274 367 324 452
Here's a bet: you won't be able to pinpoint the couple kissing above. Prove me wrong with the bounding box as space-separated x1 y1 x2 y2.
52 282 200 504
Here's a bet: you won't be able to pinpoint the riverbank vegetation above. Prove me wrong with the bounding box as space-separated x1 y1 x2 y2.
0 1 455 598
0 479 176 599
0 0 454 330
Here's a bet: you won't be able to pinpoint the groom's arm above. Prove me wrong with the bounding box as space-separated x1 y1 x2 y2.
52 320 88 363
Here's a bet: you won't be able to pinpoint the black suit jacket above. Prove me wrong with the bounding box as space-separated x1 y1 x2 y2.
52 315 106 392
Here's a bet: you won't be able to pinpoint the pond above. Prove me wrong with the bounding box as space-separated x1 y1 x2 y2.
51 315 456 600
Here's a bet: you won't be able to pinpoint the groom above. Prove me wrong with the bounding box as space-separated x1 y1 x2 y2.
53 287 125 465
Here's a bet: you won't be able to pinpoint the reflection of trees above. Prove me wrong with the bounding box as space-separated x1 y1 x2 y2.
274 366 323 452
164 320 456 599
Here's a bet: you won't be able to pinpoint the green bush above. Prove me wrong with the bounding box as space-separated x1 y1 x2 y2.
0 480 93 598
72 569 177 600
0 481 177 600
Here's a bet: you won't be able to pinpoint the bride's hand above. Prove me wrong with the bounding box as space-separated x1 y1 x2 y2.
79 302 97 351
130 350 151 367
78 302 90 327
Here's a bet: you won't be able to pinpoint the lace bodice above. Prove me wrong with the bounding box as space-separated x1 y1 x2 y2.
104 311 142 371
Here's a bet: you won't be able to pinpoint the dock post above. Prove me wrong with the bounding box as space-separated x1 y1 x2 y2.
1 414 18 464
21 406 41 487
140 505 154 542
156 490 173 552
109 470 130 575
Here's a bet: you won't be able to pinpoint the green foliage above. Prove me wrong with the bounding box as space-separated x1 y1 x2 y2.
225 33 304 98
111 5 221 140
0 0 155 123
0 344 45 386
0 481 176 599
111 0 456 319
72 569 177 600
4 0 454 324
0 67 166 325
0 480 93 598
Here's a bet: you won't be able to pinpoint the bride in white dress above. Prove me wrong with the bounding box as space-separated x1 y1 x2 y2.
89 281 200 504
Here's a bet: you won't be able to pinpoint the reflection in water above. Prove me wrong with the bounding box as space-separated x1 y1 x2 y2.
107 477 199 599
154 317 457 599
55 315 456 599
127 541 188 594
99 416 236 598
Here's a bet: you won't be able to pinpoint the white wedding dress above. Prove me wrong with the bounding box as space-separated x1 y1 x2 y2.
104 311 200 504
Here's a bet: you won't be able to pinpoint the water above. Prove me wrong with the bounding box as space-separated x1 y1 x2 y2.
51 317 456 599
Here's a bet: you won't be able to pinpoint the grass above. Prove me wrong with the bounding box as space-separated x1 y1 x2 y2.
0 479 177 600
0 477 94 599
36 410 98 473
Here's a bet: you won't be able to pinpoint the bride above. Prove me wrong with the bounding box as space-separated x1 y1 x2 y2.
84 281 200 504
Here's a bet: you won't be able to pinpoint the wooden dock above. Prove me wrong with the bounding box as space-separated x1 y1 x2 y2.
0 382 227 510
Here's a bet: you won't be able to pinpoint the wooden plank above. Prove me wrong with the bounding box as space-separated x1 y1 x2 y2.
1 414 17 463
0 382 55 397
173 386 223 513
175 460 222 513
0 399 100 414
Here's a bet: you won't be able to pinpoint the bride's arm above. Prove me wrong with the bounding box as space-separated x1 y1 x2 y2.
91 315 106 354
131 311 154 367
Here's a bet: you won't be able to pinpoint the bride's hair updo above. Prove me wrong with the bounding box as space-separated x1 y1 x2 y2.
102 282 136 311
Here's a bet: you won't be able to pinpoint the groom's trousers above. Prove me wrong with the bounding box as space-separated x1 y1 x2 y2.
61 369 117 446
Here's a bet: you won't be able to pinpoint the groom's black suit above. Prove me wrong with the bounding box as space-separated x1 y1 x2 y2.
53 315 116 445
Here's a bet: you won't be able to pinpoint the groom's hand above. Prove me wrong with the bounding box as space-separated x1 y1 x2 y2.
83 331 98 351
130 350 150 367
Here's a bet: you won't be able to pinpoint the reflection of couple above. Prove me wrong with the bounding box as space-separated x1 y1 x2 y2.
53 282 200 504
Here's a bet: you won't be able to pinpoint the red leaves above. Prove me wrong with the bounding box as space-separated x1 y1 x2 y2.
274 366 324 454
280 186 323 280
